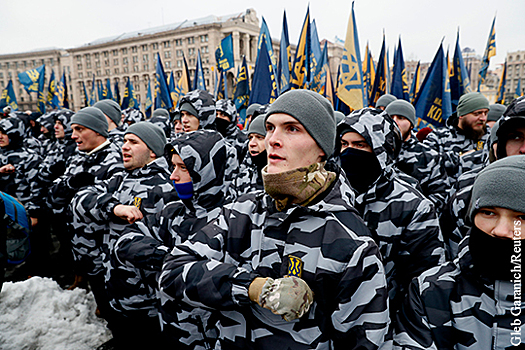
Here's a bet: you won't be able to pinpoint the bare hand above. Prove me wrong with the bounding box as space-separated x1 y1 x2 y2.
0 164 15 174
30 217 38 227
113 204 143 224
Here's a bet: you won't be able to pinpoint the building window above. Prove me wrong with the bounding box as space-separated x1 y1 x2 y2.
122 48 128 54
32 59 36 66
143 54 149 62
123 67 129 73
113 49 118 56
79 72 83 78
95 53 100 59
152 43 158 50
5 62 10 69
87 62 92 69
41 59 45 65
177 50 183 57
50 58 54 65
188 48 195 56
76 55 82 62
131 46 138 53
166 61 171 69
163 41 171 48
105 59 110 67
77 64 83 70
188 37 195 45
103 51 109 58
189 58 196 65
200 35 208 43
175 39 182 46
205 57 209 64
87 71 92 77
133 66 139 72
164 51 171 59
133 56 138 63
142 44 148 51
96 61 101 68
177 60 182 68
113 58 118 65
202 46 208 53
114 68 119 74
123 57 128 65
143 64 149 71
97 69 101 76
0 73 3 78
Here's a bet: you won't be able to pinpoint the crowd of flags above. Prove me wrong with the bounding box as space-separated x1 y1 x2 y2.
1 4 523 130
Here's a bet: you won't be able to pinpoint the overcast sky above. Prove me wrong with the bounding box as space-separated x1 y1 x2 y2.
2 0 523 69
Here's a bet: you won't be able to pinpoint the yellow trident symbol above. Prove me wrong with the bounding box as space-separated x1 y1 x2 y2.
287 255 303 278
133 197 142 209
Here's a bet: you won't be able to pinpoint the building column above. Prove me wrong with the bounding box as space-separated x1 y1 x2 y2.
232 31 241 66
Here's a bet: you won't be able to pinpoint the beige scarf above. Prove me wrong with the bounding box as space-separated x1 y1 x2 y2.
262 161 336 211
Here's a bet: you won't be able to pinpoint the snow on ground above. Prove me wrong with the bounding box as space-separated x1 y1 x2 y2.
0 277 112 350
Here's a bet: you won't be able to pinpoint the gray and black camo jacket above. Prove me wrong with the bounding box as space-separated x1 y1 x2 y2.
394 235 525 349
158 170 390 350
69 156 178 317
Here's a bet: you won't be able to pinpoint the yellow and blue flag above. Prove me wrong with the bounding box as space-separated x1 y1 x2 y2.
337 2 365 110
370 33 388 106
154 53 173 109
89 76 96 106
168 71 177 107
0 80 18 111
516 79 523 99
193 49 206 91
413 43 452 128
174 56 191 106
309 20 322 88
145 80 153 118
216 34 235 72
216 71 228 100
103 78 113 100
310 42 328 96
290 7 311 90
249 35 278 105
47 70 59 109
277 10 292 93
18 65 45 94
495 60 506 104
57 71 69 110
234 56 250 126
113 80 120 105
81 81 89 108
122 79 139 109
409 61 421 104
391 37 409 101
363 42 375 105
451 30 472 110
97 80 104 101
478 16 496 91
257 18 278 78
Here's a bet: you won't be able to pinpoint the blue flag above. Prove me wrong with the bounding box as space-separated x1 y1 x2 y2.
145 80 153 118
18 65 45 93
47 70 59 109
413 43 452 128
174 56 191 106
193 49 206 91
310 42 328 95
114 80 121 105
216 71 228 100
450 30 472 110
370 34 388 106
257 18 278 78
234 56 250 126
154 53 173 109
516 79 523 99
249 36 278 105
168 71 177 107
334 65 351 114
57 71 69 110
478 16 496 91
391 37 409 101
97 80 104 101
277 10 292 93
89 76 96 106
363 42 375 105
216 34 235 72
337 2 365 110
122 79 139 109
81 81 89 108
495 60 507 104
309 20 323 87
36 65 46 113
103 78 113 101
409 61 421 104
290 7 311 90
0 80 18 111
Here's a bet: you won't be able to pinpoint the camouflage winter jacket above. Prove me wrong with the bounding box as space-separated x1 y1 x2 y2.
159 167 390 350
394 235 525 349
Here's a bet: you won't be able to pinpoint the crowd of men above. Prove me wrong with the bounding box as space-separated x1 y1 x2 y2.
0 88 524 349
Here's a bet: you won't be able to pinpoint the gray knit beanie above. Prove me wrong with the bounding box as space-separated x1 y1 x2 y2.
94 99 122 126
386 100 416 127
247 115 266 137
469 155 525 221
334 111 345 125
125 121 166 157
265 89 336 158
153 108 170 119
487 104 506 122
179 102 199 118
457 92 489 117
375 94 397 108
71 107 109 137
247 103 262 117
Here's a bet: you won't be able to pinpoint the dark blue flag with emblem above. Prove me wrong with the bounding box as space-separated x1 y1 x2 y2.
81 81 89 107
277 10 292 93
97 80 104 101
249 36 278 105
0 80 18 111
216 71 228 100
47 70 59 109
122 79 139 109
409 61 421 104
257 17 278 78
234 56 250 126
334 65 351 114
193 49 206 91
370 33 388 106
89 76 96 106
168 71 177 107
103 78 113 101
36 65 46 113
478 16 496 91
18 64 45 94
154 53 173 109
309 20 323 88
516 79 523 99
58 71 69 110
145 79 153 118
310 42 329 97
337 2 365 110
495 60 506 104
113 80 120 105
450 30 472 110
414 43 452 129
363 42 375 105
391 37 409 101
290 7 311 90
216 34 234 72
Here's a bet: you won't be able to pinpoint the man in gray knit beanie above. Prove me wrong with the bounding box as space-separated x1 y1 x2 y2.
71 107 109 152
123 122 166 170
94 99 122 130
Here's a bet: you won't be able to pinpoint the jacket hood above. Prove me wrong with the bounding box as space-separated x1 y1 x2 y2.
148 114 171 138
54 109 75 138
168 130 228 208
37 112 56 132
338 108 402 172
0 117 26 148
215 99 238 124
176 89 216 129
122 108 145 125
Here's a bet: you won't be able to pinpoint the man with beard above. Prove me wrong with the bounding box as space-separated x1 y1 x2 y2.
394 155 525 349
423 92 490 182
386 100 450 215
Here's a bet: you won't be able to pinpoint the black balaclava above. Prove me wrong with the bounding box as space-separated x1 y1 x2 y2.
339 147 382 193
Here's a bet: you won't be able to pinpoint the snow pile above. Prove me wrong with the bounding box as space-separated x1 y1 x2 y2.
0 277 112 350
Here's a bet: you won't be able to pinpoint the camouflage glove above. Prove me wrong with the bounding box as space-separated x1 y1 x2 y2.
248 276 314 321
